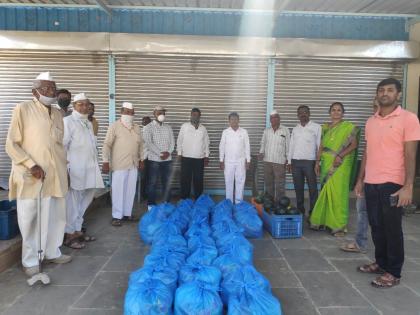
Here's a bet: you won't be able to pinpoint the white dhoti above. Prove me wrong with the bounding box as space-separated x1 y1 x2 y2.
17 197 66 268
112 168 138 219
224 160 246 204
65 188 96 234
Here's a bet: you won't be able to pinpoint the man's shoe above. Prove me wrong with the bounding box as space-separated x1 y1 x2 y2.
23 266 39 277
45 254 72 264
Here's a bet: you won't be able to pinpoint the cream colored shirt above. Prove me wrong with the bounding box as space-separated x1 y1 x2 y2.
6 99 68 200
102 120 144 171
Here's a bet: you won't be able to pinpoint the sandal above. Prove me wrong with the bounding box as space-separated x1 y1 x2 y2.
64 236 86 249
111 218 122 227
332 231 346 237
122 216 139 222
340 242 366 253
371 273 400 288
357 262 385 274
80 234 96 242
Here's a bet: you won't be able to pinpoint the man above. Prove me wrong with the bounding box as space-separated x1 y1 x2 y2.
357 78 420 288
141 116 152 200
56 88 72 117
341 98 379 254
88 101 99 137
63 93 104 249
219 112 250 203
287 105 321 215
143 106 174 208
177 108 210 199
258 110 290 202
102 102 144 226
6 72 71 277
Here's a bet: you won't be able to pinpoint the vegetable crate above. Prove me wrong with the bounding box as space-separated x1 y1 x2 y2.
0 200 19 240
262 209 302 239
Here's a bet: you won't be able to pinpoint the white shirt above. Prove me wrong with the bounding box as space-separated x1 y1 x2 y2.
177 122 210 159
63 112 104 190
259 125 290 164
219 127 251 163
288 120 321 163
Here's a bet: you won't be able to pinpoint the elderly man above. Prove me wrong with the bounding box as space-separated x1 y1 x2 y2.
177 107 210 199
63 93 104 249
6 72 71 277
259 110 290 202
103 102 144 226
56 88 72 117
143 106 175 208
219 112 250 203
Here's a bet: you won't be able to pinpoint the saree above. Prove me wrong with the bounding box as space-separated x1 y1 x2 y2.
310 120 360 233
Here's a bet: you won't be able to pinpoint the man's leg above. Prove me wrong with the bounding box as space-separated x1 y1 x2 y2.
141 159 149 199
192 158 205 199
365 184 387 270
303 160 318 214
379 183 404 278
180 157 193 199
64 189 78 234
355 196 369 251
160 161 172 202
147 161 160 206
263 162 275 199
17 198 40 268
291 160 305 213
273 163 286 202
224 162 236 202
234 160 246 203
74 189 96 232
112 170 126 219
45 197 66 260
123 168 138 217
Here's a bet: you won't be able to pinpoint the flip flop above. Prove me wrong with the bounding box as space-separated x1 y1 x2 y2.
357 262 385 274
340 242 366 253
371 273 400 288
111 218 122 227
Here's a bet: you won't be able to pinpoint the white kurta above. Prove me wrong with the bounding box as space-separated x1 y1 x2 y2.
63 113 104 233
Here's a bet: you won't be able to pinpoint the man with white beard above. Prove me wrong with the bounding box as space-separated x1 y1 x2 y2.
63 93 104 249
102 102 144 226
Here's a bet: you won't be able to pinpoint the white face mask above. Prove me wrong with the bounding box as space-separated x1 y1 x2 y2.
157 114 165 122
36 90 56 106
72 110 88 120
121 115 134 128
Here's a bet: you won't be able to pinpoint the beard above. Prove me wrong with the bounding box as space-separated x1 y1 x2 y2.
378 96 397 107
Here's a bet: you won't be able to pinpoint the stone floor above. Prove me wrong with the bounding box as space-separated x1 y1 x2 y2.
1 197 420 315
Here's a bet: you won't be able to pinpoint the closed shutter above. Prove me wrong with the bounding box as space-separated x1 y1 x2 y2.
274 58 404 185
0 52 108 182
115 55 268 191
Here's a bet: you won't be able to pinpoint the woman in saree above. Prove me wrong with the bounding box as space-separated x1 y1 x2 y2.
309 102 359 237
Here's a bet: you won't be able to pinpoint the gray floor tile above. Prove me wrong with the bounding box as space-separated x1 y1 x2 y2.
318 307 380 315
47 256 108 285
2 285 85 315
254 258 290 272
404 240 420 259
103 246 148 272
329 258 374 287
250 239 283 259
67 309 121 315
74 271 128 310
401 271 420 295
260 270 301 288
72 241 120 257
0 266 31 310
296 271 369 307
273 237 314 249
272 288 318 315
282 249 335 272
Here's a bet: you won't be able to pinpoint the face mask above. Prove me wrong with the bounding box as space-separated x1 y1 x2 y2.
157 114 165 122
36 90 56 106
57 98 71 109
72 110 88 120
121 115 134 128
190 117 200 125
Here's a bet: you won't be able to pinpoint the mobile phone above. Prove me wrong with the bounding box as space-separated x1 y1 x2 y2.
390 195 399 207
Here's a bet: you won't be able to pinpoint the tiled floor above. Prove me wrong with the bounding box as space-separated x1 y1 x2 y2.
1 198 420 315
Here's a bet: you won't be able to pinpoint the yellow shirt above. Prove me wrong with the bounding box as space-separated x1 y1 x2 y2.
6 99 68 200
102 120 144 171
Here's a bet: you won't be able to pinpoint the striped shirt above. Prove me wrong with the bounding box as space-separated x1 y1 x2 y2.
143 120 175 162
259 125 290 164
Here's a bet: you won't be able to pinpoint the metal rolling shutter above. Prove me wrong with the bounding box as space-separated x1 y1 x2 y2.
115 55 268 191
274 58 404 185
0 52 108 182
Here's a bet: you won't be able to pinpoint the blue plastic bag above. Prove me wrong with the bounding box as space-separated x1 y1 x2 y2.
233 201 263 238
187 244 218 265
169 211 189 233
185 223 212 239
179 263 222 286
144 250 186 270
212 254 243 276
152 219 182 241
139 214 164 245
129 265 178 293
212 219 243 241
194 194 215 210
217 234 253 264
124 279 173 315
188 235 216 253
174 281 222 315
227 297 253 315
228 287 282 315
152 234 187 250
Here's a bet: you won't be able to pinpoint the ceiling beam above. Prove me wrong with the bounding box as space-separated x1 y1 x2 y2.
95 0 112 15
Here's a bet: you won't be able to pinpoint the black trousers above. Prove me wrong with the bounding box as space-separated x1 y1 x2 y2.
180 157 204 199
140 159 149 199
365 182 404 278
291 159 318 215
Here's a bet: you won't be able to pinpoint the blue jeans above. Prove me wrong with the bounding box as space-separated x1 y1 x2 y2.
147 160 172 205
355 196 368 251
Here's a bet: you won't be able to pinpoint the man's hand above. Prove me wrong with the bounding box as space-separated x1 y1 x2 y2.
286 164 292 173
246 162 250 170
258 153 264 161
204 157 209 167
30 165 45 180
354 179 364 197
219 161 225 170
160 152 170 160
392 185 413 207
102 162 110 174
314 162 320 177
138 160 145 171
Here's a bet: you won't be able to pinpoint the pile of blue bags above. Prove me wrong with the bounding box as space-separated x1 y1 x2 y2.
124 195 282 315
